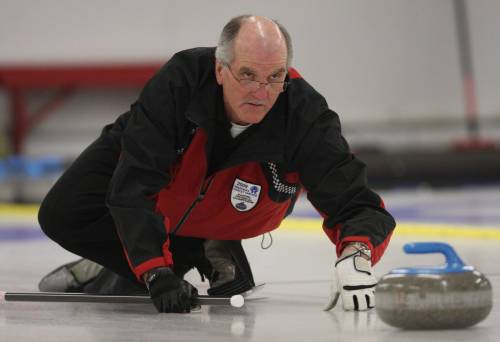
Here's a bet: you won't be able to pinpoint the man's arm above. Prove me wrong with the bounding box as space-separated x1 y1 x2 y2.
297 109 395 263
105 54 204 313
294 104 395 311
106 55 191 280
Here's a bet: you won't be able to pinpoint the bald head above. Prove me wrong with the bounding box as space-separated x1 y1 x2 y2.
235 16 287 64
215 15 293 68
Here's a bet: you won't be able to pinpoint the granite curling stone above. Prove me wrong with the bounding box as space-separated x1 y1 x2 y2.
375 242 492 329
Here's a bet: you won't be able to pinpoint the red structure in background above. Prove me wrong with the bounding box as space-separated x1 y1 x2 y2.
0 63 162 154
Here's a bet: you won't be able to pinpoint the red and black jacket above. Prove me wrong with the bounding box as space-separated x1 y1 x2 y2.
106 47 396 280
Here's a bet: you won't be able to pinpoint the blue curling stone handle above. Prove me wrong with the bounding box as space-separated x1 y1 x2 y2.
390 242 474 274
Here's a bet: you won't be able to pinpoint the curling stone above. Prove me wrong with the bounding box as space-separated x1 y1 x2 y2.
375 242 492 329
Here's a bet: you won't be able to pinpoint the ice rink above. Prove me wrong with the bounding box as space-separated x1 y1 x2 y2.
0 186 499 341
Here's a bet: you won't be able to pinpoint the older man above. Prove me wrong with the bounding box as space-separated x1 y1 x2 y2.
38 15 395 313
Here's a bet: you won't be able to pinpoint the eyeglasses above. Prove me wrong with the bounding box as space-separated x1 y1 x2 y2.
224 65 288 93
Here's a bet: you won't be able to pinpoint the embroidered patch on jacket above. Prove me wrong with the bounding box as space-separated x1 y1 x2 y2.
231 178 262 212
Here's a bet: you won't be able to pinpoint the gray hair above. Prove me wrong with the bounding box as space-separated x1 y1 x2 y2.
215 15 293 68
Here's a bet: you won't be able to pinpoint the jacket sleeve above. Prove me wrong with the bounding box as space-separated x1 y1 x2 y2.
296 103 396 265
106 57 191 280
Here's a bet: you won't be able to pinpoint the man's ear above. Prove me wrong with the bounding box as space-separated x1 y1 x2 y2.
215 60 224 85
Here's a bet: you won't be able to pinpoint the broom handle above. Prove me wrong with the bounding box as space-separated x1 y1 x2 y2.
0 291 244 307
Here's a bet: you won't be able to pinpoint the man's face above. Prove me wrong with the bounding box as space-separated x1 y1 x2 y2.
215 42 287 125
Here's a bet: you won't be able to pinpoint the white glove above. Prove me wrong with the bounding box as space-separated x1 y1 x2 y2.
324 248 377 311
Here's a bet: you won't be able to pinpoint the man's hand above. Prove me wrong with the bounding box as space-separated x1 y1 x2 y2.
324 243 377 311
144 267 198 313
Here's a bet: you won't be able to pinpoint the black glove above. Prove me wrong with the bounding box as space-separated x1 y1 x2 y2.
144 267 198 313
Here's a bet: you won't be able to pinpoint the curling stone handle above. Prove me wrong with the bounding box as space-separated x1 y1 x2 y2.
403 242 466 271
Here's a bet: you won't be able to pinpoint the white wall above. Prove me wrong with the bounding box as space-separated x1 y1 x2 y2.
0 0 499 156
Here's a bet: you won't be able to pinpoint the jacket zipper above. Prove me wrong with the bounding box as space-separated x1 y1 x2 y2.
170 175 215 235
